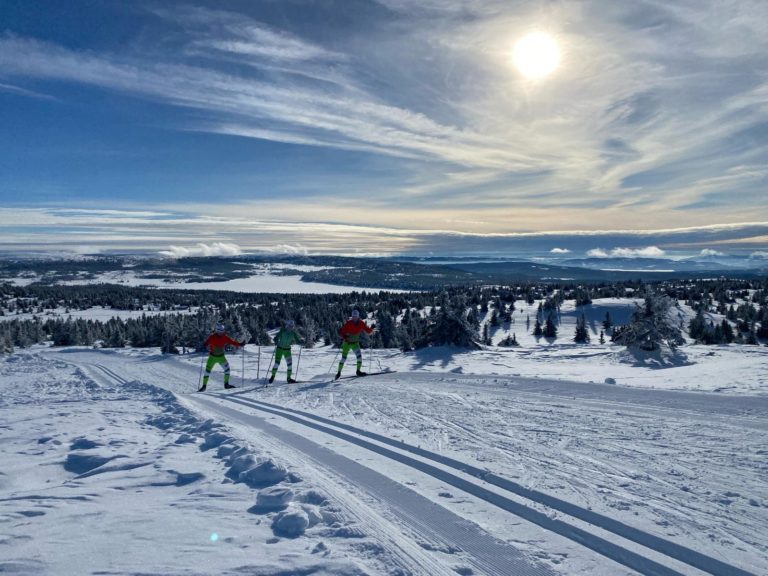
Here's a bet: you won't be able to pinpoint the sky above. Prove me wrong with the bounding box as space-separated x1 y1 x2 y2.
0 0 767 259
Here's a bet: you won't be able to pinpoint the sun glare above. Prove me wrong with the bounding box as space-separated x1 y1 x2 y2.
513 31 560 80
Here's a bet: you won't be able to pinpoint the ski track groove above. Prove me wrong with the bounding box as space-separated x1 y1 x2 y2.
189 394 549 576
212 389 756 576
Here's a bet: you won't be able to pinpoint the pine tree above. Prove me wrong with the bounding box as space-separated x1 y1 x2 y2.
543 314 558 338
574 313 590 343
533 317 543 337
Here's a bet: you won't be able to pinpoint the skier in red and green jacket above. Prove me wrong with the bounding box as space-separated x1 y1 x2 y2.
269 319 304 384
335 310 375 380
199 323 242 392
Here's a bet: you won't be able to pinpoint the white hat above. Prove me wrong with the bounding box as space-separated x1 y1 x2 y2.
215 323 225 333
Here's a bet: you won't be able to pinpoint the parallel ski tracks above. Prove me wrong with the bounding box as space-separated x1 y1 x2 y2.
81 358 756 576
208 389 755 576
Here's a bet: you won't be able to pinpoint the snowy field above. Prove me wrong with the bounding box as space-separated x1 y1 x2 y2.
2 340 766 576
0 265 395 294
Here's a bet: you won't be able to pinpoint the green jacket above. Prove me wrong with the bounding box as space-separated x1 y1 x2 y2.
274 328 301 349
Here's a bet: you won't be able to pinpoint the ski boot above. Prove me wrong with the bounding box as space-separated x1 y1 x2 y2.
334 372 341 381
268 374 275 384
287 378 297 384
224 383 236 389
197 384 207 392
356 369 367 377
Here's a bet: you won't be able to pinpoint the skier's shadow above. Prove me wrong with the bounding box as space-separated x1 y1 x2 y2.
298 380 338 392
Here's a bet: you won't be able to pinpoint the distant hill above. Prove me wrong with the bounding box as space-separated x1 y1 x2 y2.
0 254 765 291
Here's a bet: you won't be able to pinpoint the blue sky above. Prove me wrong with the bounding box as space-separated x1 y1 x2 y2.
0 0 767 258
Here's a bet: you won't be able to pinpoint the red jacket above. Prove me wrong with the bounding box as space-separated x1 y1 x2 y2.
339 319 373 343
204 333 241 356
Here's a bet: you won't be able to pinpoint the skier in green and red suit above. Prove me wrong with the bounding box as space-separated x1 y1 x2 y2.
335 310 375 380
198 323 242 392
269 319 304 384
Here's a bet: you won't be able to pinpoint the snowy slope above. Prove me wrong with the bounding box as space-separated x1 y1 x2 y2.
2 344 767 575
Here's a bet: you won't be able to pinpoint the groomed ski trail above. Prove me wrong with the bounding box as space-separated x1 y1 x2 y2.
193 389 756 576
186 393 557 576
61 349 766 575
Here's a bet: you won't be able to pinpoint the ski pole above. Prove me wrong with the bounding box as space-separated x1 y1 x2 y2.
295 345 303 380
256 345 261 380
327 347 341 375
241 344 246 387
197 352 206 390
264 347 276 383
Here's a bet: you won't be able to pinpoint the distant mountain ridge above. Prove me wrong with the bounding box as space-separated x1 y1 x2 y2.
0 253 765 290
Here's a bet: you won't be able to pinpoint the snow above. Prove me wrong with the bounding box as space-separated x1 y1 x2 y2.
1 266 400 294
0 305 199 324
2 342 767 575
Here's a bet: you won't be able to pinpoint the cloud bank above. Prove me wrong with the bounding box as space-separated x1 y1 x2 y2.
158 242 242 258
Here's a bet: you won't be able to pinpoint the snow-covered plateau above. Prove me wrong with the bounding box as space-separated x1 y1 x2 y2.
1 339 766 576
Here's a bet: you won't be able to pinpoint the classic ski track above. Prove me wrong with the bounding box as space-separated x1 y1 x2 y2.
81 358 552 576
207 390 756 576
70 354 758 575
186 394 554 576
79 362 454 576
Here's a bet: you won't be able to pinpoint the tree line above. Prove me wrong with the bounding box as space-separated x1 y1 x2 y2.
1 277 766 354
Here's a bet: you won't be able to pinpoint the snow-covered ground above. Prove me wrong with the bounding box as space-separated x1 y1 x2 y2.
0 305 200 324
2 341 766 575
0 265 396 294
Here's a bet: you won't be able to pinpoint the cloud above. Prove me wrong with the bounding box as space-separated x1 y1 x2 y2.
700 249 724 257
267 244 310 255
3 0 768 225
750 251 768 259
587 246 666 258
0 81 55 100
2 206 768 258
550 248 571 254
158 242 242 258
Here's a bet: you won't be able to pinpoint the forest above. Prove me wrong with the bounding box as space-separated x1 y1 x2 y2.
1 277 766 354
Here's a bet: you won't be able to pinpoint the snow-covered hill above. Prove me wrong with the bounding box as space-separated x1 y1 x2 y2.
2 344 766 575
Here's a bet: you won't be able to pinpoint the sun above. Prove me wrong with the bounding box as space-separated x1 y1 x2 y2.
512 31 560 80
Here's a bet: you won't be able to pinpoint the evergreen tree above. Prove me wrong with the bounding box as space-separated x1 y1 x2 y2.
574 314 590 343
428 308 478 348
498 333 519 347
543 314 558 338
533 317 543 338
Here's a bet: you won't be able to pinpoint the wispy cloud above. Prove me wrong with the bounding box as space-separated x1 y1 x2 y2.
1 207 767 257
1 1 767 237
0 81 55 100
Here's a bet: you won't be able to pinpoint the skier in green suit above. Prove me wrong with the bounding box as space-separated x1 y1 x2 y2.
269 319 304 384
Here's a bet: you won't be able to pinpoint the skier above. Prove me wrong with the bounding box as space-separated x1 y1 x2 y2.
269 319 304 384
198 323 242 392
335 310 374 380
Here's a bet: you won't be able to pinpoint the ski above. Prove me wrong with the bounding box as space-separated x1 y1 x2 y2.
334 370 396 381
258 379 303 390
